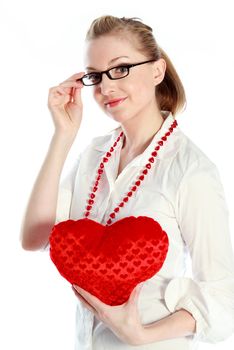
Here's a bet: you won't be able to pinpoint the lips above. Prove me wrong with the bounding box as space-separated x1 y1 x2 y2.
105 97 127 108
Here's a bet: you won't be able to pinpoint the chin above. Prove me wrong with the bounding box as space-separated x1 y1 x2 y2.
108 113 131 124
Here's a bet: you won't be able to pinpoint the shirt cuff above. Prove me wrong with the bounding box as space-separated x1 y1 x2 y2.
164 277 234 343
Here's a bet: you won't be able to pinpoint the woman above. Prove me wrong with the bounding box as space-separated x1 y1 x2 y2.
20 15 234 350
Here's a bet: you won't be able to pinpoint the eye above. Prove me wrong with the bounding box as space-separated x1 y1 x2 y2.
110 66 129 78
83 72 101 85
113 66 128 74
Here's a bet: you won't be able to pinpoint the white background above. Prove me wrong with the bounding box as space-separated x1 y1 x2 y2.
0 0 234 349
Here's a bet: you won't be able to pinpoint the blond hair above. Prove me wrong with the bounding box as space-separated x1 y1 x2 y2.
86 15 186 116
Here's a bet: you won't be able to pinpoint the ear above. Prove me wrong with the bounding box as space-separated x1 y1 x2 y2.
153 58 166 86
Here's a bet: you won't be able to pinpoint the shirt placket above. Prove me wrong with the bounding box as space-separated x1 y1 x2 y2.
99 153 144 225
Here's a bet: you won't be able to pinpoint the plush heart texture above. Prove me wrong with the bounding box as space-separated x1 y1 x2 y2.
49 216 169 306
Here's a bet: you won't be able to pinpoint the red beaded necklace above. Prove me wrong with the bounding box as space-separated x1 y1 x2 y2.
49 117 178 305
84 118 178 226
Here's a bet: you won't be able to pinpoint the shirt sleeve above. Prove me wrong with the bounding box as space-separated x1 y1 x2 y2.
41 154 81 252
55 155 81 224
164 157 234 343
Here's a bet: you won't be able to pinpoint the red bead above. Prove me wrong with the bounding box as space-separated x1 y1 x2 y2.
82 120 177 225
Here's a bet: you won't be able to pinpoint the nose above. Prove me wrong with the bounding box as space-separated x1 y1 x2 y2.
99 73 116 95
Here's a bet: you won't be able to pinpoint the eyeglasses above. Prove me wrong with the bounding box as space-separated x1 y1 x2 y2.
77 59 156 86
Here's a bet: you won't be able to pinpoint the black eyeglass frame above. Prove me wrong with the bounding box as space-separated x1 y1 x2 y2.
77 59 156 86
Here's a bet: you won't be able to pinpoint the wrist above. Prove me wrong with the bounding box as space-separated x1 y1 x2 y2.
138 323 161 345
129 324 158 346
52 130 77 148
47 133 75 166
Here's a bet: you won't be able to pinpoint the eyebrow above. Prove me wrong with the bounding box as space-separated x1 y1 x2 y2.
86 56 130 71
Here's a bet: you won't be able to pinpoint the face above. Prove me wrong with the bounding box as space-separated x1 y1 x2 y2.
84 34 166 123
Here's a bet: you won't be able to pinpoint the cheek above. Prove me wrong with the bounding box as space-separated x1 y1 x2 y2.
126 80 155 105
125 73 154 95
93 88 102 104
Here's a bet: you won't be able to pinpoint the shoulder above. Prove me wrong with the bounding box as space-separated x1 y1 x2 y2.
173 127 218 174
163 126 222 196
172 128 223 194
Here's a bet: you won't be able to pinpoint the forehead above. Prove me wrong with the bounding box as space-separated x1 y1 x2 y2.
84 35 144 69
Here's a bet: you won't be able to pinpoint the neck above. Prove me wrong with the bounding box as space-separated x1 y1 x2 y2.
120 109 165 154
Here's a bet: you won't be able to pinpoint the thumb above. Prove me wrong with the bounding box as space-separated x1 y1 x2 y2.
73 84 83 106
73 72 85 105
128 283 143 305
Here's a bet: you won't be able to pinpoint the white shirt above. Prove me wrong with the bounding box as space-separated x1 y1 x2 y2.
51 111 234 350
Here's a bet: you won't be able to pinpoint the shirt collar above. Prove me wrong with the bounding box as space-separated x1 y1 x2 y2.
91 111 176 166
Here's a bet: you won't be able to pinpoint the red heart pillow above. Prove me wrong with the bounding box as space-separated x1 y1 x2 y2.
49 216 169 306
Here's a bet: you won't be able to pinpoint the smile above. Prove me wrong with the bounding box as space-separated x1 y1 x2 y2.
105 97 127 108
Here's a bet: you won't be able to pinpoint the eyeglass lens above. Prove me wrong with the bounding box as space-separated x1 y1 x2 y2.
82 66 129 86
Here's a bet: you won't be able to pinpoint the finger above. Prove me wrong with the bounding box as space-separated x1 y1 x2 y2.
128 284 143 305
73 285 106 310
49 85 72 96
73 84 83 105
71 286 94 312
58 85 82 100
59 81 83 88
60 72 85 84
53 87 67 95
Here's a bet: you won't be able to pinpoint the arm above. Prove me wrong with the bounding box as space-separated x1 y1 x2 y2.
20 72 84 251
162 159 234 343
139 309 196 344
20 133 75 251
138 158 234 345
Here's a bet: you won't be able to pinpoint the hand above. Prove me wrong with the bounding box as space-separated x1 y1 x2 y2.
72 283 145 346
48 72 85 137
